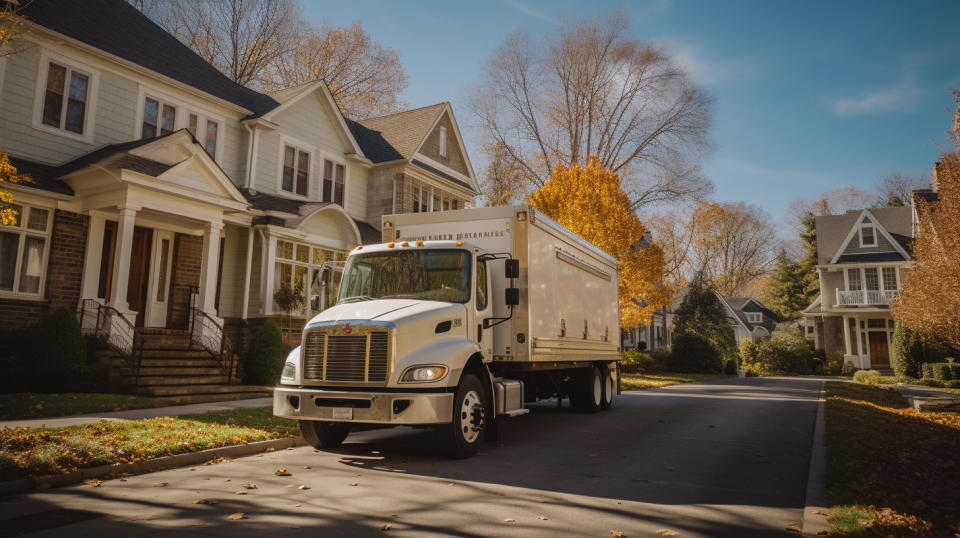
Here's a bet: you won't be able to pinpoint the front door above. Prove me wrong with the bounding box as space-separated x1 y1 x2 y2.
126 226 153 327
145 230 174 327
869 331 890 367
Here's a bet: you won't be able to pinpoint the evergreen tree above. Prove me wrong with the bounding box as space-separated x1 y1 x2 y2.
797 212 820 303
765 249 806 320
672 272 737 372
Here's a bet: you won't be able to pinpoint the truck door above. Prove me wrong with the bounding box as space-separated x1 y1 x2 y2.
475 258 493 360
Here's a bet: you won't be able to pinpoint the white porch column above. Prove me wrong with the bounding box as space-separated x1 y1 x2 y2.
197 221 223 316
263 234 277 315
842 315 851 356
80 212 106 300
108 206 138 313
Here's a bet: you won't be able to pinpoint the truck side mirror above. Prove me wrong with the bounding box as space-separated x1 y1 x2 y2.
505 288 519 306
505 259 519 279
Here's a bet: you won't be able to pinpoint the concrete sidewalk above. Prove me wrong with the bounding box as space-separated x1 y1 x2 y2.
889 384 960 411
0 397 273 430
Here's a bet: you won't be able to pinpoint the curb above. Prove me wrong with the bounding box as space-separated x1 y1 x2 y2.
802 380 829 536
0 436 306 497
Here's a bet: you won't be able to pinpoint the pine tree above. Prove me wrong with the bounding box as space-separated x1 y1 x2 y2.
765 249 806 320
797 212 820 303
672 272 737 372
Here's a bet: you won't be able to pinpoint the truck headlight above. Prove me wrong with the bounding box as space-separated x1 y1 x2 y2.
400 365 448 383
281 362 296 379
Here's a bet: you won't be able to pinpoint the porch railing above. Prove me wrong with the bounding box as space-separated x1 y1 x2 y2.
189 307 236 383
77 299 145 386
835 289 897 306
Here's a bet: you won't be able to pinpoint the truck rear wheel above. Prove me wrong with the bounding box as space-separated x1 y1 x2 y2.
571 366 603 413
440 373 488 458
300 421 351 450
600 365 614 410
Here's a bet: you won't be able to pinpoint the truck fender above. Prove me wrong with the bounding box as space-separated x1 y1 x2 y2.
279 345 302 385
397 338 481 388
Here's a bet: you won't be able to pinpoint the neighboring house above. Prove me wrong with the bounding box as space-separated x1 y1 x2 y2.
0 0 477 394
621 307 674 351
716 295 781 343
801 206 913 370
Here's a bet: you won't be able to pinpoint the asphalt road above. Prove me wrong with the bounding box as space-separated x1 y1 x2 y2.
0 377 823 537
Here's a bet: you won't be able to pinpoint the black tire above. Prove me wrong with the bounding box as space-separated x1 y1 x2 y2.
439 373 488 458
600 364 614 410
299 420 350 450
571 366 603 413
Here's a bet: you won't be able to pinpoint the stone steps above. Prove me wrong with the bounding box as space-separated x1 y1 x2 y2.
124 374 240 386
153 390 274 406
143 384 272 397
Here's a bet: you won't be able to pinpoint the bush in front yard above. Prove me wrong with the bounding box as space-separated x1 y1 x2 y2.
0 308 99 393
853 370 881 385
741 326 815 376
892 325 924 379
241 321 288 385
921 361 960 381
826 350 845 376
668 332 722 373
620 350 655 373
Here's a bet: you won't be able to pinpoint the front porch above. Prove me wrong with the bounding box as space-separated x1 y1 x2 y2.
839 313 896 370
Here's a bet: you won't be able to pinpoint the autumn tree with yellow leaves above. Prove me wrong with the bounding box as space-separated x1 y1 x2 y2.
530 158 665 328
891 152 960 349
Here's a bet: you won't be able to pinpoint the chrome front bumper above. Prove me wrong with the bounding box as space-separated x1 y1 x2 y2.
273 387 454 425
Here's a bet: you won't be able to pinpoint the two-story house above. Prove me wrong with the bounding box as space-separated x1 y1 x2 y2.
0 0 477 395
802 206 913 370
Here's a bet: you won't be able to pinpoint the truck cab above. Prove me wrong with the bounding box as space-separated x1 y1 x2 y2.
274 240 506 457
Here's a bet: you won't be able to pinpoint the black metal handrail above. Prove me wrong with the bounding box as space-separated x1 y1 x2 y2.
77 299 145 386
189 306 236 383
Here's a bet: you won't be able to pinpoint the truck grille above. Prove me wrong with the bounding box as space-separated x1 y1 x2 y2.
302 328 391 384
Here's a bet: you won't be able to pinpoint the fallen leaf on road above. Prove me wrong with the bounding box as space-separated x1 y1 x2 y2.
589 454 599 458
155 482 169 487
708 425 716 428
265 448 275 452
204 457 231 466
665 466 676 471
349 483 358 486
503 518 516 523
391 514 398 518
227 513 247 520
303 466 312 469
242 483 257 489
295 504 302 507
537 515 549 520
656 531 678 536
785 523 801 533
536 499 545 503
235 491 248 495
298 485 310 490
447 482 455 486
194 499 218 505
380 524 392 531
275 469 292 476
610 531 626 537
84 479 102 487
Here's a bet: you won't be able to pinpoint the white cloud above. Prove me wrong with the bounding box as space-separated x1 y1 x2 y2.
833 79 922 116
501 0 557 24
671 45 720 86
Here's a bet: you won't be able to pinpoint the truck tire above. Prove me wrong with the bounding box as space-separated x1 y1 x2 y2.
300 420 351 450
600 365 614 410
440 373 488 458
571 366 603 413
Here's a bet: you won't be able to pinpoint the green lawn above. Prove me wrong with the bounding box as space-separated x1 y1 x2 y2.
825 381 960 536
619 372 723 391
0 393 162 421
0 408 297 481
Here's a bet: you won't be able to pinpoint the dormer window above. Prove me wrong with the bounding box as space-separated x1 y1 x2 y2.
859 216 876 247
746 312 762 324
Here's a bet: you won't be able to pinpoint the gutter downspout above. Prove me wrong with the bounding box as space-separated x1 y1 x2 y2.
243 123 261 191
241 227 254 319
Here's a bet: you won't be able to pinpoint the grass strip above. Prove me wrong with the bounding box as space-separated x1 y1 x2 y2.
620 372 722 391
825 381 960 536
0 393 163 421
0 408 296 481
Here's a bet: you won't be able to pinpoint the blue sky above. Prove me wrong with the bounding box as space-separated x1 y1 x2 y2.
305 0 960 222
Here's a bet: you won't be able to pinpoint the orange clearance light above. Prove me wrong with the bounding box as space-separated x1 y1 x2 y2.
456 241 463 246
356 246 363 250
401 241 409 247
529 212 536 223
416 241 424 247
387 242 395 248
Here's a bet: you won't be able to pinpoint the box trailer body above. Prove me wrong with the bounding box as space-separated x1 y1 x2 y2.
274 205 621 457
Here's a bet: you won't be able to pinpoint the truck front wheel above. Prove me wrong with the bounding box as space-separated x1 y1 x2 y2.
300 420 351 450
440 374 488 458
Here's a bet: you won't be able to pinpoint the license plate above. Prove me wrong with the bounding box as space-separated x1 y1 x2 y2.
331 408 353 420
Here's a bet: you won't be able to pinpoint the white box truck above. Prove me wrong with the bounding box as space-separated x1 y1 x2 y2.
273 205 620 457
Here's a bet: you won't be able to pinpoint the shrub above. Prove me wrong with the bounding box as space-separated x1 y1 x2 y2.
241 321 288 385
921 362 960 381
723 359 738 375
841 361 855 376
741 327 815 376
826 350 845 375
650 349 671 370
668 332 722 373
853 370 881 385
620 350 655 373
892 325 924 379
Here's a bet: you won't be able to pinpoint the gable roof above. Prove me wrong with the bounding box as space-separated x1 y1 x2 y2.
240 189 380 243
722 296 781 331
6 157 74 196
258 80 365 156
349 103 447 163
21 0 279 116
828 208 911 264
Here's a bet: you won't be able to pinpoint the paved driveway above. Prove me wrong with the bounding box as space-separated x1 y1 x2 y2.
1 377 823 537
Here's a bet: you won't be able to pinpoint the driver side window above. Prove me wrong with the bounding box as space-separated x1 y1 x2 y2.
476 260 488 311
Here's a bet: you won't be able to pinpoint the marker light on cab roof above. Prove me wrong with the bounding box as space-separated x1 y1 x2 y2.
456 241 463 246
387 242 395 248
401 241 409 247
416 241 424 247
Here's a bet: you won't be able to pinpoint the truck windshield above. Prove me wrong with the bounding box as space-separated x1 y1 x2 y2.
338 249 471 304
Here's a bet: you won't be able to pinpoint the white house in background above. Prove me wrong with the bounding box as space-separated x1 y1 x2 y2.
802 206 913 370
0 0 478 395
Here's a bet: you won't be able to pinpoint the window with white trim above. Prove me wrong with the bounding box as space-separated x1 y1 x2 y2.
282 145 310 196
882 267 898 290
41 61 90 135
746 312 762 323
204 119 219 158
439 126 447 157
274 240 345 314
0 205 52 296
859 216 876 247
322 159 345 205
141 96 177 138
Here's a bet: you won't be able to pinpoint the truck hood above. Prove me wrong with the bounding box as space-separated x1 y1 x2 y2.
309 299 465 327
